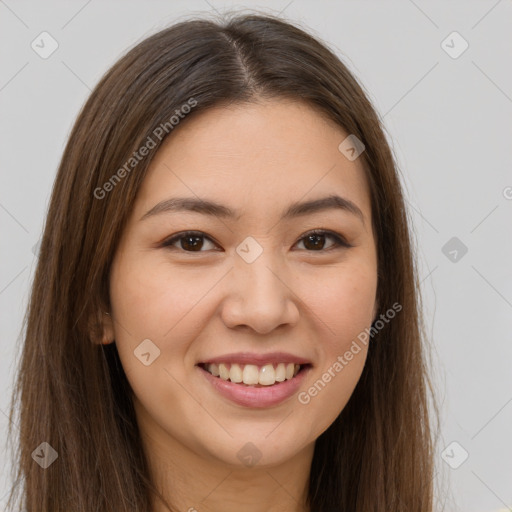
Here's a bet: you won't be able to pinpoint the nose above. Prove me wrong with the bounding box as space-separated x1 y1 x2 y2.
220 255 300 335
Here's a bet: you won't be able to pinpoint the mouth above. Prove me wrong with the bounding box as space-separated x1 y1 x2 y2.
197 362 312 387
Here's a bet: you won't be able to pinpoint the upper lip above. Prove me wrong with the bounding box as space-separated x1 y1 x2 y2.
198 352 312 366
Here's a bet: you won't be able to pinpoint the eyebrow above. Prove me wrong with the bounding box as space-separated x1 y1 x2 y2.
139 194 365 225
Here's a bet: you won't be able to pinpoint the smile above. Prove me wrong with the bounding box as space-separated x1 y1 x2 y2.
197 361 312 408
200 362 303 386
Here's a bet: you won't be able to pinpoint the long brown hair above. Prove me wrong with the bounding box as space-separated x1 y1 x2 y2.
6 11 440 511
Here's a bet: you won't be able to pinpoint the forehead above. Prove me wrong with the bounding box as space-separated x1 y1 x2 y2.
133 99 372 225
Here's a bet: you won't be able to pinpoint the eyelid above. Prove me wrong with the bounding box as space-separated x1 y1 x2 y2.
297 229 352 249
161 229 352 252
161 230 220 251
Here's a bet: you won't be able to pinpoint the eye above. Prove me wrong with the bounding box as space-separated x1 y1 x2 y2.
161 229 351 253
294 229 352 251
161 231 219 252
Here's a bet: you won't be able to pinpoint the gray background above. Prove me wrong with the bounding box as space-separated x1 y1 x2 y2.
1 1 511 511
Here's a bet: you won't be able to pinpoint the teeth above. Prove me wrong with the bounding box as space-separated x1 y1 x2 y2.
204 362 302 386
219 363 229 380
210 363 220 377
258 364 275 385
229 363 243 383
242 364 259 385
275 363 286 382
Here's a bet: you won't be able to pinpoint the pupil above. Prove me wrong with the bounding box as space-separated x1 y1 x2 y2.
305 234 324 250
183 235 203 251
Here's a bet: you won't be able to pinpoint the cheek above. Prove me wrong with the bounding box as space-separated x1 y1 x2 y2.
300 256 378 345
110 253 209 340
107 255 206 404
293 257 377 431
108 252 226 396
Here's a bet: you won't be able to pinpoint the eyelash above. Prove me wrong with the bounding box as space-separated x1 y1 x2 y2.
161 229 352 253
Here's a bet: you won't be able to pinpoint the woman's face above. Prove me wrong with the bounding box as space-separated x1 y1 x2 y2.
107 99 378 468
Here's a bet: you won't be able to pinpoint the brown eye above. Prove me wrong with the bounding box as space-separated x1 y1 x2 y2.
295 230 351 251
162 231 218 252
162 229 351 254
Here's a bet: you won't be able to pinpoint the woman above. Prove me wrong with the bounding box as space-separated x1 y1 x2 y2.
6 12 439 512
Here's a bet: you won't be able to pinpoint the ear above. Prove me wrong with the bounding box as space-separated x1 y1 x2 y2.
100 311 115 345
89 307 115 345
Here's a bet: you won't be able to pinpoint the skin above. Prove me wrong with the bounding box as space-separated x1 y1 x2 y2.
102 99 378 512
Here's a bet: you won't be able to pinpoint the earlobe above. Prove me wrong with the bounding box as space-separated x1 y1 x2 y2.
100 311 115 345
89 309 115 345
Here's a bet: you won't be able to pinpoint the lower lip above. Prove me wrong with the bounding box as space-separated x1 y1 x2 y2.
197 365 311 408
